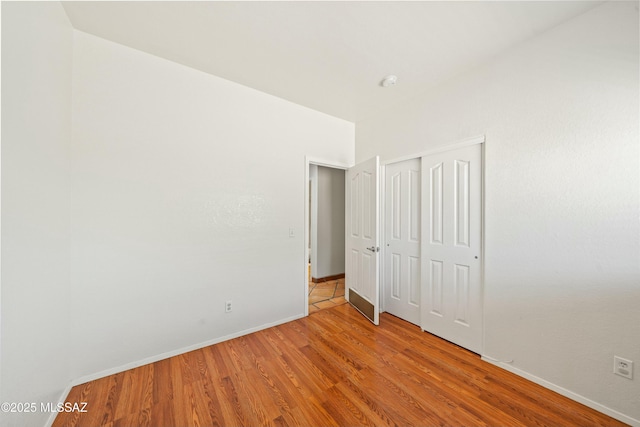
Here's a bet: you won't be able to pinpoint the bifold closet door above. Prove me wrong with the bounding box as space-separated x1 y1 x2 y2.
384 158 421 326
421 144 482 354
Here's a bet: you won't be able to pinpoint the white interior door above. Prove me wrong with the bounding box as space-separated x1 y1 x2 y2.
346 156 380 325
384 158 421 326
421 144 483 353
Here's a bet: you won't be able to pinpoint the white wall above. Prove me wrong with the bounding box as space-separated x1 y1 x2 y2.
70 31 354 379
357 1 639 423
1 3 74 426
315 166 345 279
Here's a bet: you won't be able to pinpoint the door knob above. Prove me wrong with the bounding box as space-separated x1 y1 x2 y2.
366 246 379 252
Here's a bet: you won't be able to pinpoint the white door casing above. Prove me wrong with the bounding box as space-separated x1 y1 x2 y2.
384 158 421 326
304 157 350 317
421 143 483 353
346 156 380 325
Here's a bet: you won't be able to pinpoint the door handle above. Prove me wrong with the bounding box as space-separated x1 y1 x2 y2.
366 246 380 252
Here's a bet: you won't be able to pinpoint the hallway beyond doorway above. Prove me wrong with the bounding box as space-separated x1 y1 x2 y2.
308 265 346 313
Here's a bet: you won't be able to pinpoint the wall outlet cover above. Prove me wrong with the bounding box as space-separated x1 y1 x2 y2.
613 356 633 380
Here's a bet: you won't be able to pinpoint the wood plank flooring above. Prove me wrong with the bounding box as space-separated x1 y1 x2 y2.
53 304 627 427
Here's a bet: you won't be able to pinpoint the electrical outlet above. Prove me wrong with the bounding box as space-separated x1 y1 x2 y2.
613 356 633 380
225 300 233 313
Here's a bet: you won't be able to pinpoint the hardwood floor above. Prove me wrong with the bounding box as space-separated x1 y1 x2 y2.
54 304 627 427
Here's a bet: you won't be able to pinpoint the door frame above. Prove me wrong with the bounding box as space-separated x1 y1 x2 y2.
304 156 350 316
382 135 485 166
305 134 485 323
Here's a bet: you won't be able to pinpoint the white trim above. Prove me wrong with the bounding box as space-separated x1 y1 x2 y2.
305 156 351 170
304 156 351 317
0 0 3 401
305 161 312 316
379 163 386 313
46 310 308 426
44 313 301 426
382 135 485 166
68 314 304 389
481 357 640 427
374 156 381 324
479 142 486 357
44 384 74 427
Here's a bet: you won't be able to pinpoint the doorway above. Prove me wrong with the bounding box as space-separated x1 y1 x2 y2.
305 159 349 315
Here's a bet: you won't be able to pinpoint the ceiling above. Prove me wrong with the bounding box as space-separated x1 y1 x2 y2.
62 1 603 122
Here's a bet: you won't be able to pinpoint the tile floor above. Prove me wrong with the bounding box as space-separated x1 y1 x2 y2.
308 266 347 313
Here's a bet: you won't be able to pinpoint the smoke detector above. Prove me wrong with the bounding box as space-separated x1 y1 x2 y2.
380 75 398 87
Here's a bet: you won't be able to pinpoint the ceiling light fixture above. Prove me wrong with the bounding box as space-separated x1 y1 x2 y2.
380 75 398 87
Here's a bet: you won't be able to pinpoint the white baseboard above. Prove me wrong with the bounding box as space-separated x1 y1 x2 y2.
44 383 73 427
44 313 305 427
481 356 640 427
73 313 305 387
